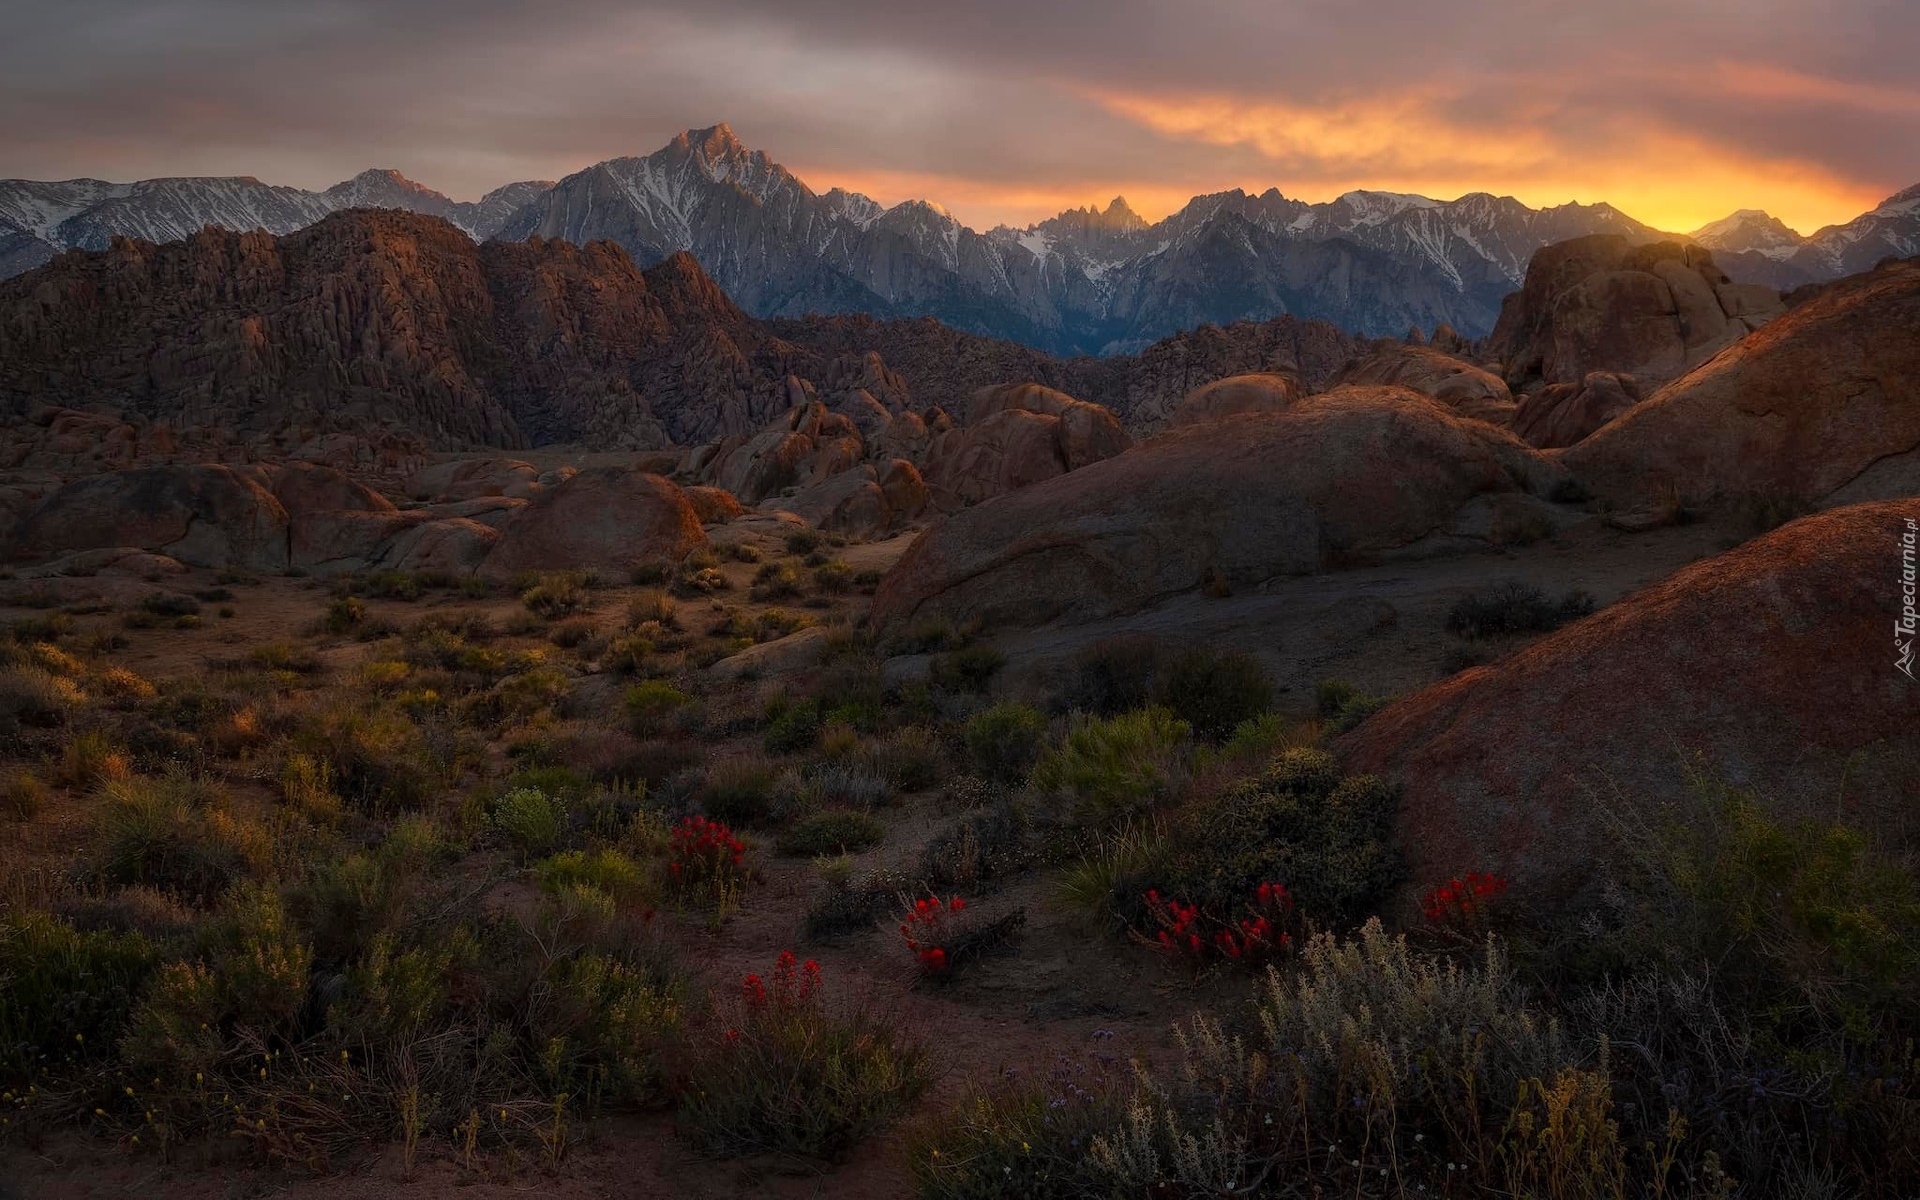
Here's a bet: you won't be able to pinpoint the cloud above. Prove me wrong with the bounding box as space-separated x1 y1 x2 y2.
1 0 1913 234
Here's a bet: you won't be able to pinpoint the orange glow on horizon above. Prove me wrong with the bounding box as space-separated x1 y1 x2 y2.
796 77 1896 238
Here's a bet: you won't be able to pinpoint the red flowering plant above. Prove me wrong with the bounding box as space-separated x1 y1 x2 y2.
683 950 931 1159
899 892 1026 982
1139 881 1298 969
667 814 750 903
1419 870 1510 941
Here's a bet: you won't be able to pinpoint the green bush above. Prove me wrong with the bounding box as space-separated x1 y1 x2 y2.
678 953 929 1160
778 810 885 858
0 910 157 1082
750 562 805 602
490 786 567 856
865 725 944 793
295 702 438 814
1031 708 1191 827
963 703 1048 785
699 757 782 826
1314 678 1389 733
624 679 690 737
1151 644 1273 741
1156 747 1401 926
324 595 366 634
521 572 591 619
932 646 1004 693
1446 581 1595 639
1057 635 1164 716
784 529 824 556
92 771 272 903
535 847 649 904
764 698 822 755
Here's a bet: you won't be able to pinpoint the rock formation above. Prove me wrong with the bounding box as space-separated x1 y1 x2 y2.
1334 345 1515 425
1488 236 1784 393
1338 500 1920 905
1561 256 1920 505
871 386 1566 632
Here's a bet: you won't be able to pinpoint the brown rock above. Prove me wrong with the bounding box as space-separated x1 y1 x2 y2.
683 485 746 524
408 459 542 502
270 462 396 515
874 386 1562 632
9 464 290 570
1169 373 1302 428
1336 346 1515 425
480 466 705 579
1337 500 1920 906
1561 257 1920 504
1510 372 1643 449
1488 236 1785 391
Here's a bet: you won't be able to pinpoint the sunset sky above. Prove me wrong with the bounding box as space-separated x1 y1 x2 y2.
5 0 1916 235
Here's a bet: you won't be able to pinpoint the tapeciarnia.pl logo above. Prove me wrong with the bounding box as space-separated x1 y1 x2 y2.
1899 517 1917 680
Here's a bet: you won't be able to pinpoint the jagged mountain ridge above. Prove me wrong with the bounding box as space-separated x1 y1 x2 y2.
0 169 554 279
1689 186 1920 290
7 123 1913 353
0 208 1367 452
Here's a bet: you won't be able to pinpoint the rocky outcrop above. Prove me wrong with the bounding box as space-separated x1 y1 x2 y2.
872 386 1565 632
921 384 1133 509
1338 500 1920 905
1335 345 1515 425
406 459 543 502
8 464 291 570
1510 372 1643 449
1561 257 1920 505
766 459 928 539
683 485 745 524
1168 373 1302 428
1488 236 1785 392
479 466 705 579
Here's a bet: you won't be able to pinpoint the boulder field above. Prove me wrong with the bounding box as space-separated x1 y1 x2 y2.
871 385 1568 632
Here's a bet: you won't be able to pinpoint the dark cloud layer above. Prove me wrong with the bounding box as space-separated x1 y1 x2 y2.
4 0 1915 232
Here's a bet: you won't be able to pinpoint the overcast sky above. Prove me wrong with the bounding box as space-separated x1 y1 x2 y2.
4 0 1915 234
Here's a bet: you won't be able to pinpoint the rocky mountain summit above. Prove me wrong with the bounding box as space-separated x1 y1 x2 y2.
1688 184 1920 290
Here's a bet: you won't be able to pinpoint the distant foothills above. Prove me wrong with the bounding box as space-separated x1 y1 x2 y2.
3 124 1915 355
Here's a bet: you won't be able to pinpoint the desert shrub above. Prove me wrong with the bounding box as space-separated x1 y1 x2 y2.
779 810 885 858
1031 708 1191 828
623 679 690 737
699 756 782 826
520 572 590 619
249 641 327 675
865 726 944 793
1058 635 1164 716
1088 922 1583 1195
140 592 202 619
1152 645 1273 742
917 799 1034 888
0 910 157 1083
750 562 805 602
804 860 911 942
93 665 157 706
799 761 893 811
549 617 599 649
278 751 341 823
1314 677 1389 733
91 771 272 903
294 703 437 814
535 847 650 906
678 951 929 1160
324 595 366 633
785 529 824 555
630 560 673 586
890 618 960 655
1153 748 1400 927
1447 580 1596 639
931 645 1004 693
124 888 314 1075
813 560 853 594
1605 776 1920 1040
909 1047 1129 1199
0 663 86 727
764 697 822 755
490 786 568 857
57 729 130 789
1 768 47 819
963 703 1047 785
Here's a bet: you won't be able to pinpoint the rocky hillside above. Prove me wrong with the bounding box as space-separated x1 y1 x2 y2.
0 209 1370 454
1689 184 1920 290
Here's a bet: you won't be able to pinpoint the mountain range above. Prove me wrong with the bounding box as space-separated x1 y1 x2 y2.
4 124 1915 355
